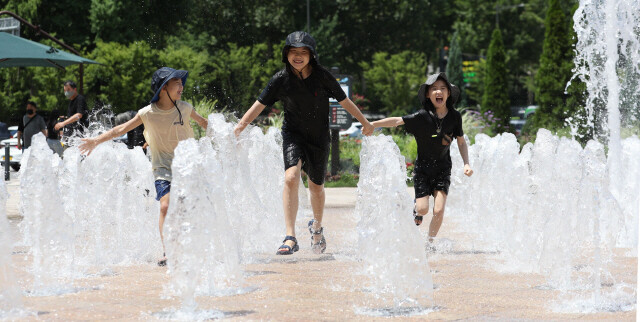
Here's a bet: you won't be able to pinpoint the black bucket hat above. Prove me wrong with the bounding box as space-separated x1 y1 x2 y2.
281 31 318 65
418 72 460 111
150 67 188 103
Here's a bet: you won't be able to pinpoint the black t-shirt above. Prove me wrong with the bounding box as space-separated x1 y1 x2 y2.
402 108 463 171
126 124 146 149
66 94 89 135
258 66 347 141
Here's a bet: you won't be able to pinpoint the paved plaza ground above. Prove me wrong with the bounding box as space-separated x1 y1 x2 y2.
2 170 636 320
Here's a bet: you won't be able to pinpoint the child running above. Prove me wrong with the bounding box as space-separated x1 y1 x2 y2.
79 67 208 266
372 72 473 245
234 31 374 255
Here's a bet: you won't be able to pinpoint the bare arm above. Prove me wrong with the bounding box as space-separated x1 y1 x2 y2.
190 109 208 129
233 100 266 136
371 117 405 129
42 129 48 137
54 113 83 131
338 98 373 135
16 131 22 149
456 136 473 176
79 114 143 155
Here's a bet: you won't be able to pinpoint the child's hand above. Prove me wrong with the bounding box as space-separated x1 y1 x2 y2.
79 138 98 156
463 164 473 177
361 121 374 136
233 123 244 137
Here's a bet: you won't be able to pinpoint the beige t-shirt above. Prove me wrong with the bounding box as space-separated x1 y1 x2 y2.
138 101 194 181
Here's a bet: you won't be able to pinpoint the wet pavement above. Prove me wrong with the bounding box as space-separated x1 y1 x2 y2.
2 178 636 321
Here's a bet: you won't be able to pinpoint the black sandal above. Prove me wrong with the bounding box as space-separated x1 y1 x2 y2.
413 207 423 226
157 253 167 266
276 236 299 255
308 219 327 254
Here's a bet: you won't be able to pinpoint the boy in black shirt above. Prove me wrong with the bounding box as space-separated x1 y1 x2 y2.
234 31 374 255
372 73 473 244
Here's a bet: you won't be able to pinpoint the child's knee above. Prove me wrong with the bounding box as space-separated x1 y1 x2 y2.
284 172 300 187
433 206 445 218
160 202 170 215
308 182 324 195
415 203 429 215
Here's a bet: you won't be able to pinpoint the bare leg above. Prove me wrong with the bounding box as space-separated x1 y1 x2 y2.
415 195 430 225
429 190 448 242
281 160 303 250
159 193 170 259
308 180 325 243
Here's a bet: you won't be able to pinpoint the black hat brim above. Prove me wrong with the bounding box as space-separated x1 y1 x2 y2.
418 72 460 108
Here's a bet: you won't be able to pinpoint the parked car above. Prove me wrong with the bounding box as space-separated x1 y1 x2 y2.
0 136 21 171
339 122 363 138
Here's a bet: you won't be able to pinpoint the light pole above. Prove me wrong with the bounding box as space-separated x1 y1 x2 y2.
495 3 525 28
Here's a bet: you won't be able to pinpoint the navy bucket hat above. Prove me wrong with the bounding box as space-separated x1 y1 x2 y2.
418 72 460 111
150 67 188 103
281 31 318 65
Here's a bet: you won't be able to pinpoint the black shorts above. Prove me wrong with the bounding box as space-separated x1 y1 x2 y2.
282 131 329 185
413 167 451 198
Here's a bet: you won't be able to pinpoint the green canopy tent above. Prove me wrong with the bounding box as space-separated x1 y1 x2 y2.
0 32 99 68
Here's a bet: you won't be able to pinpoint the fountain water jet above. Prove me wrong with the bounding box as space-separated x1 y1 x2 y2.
354 135 434 315
0 173 23 317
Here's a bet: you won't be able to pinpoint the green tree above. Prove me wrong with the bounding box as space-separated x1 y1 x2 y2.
84 41 158 113
360 51 426 116
531 0 575 131
207 42 283 113
453 0 547 106
446 31 466 107
482 28 510 133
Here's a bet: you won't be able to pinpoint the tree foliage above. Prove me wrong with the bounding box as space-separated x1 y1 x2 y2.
482 28 510 133
360 51 426 116
531 0 575 131
446 31 465 107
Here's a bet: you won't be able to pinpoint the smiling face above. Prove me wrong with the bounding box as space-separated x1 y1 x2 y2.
162 78 184 101
428 79 450 110
287 46 311 71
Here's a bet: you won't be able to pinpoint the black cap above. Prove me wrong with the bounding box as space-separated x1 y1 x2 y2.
281 31 318 64
417 72 460 111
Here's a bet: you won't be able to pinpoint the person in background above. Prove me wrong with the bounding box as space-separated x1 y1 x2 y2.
55 80 89 142
46 110 64 157
115 110 147 152
17 101 47 150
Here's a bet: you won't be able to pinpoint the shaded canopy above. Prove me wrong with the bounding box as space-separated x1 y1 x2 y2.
0 32 99 69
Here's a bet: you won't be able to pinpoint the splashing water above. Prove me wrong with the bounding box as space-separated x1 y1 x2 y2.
571 0 640 195
206 114 287 258
164 137 244 312
18 133 159 294
354 135 433 313
447 130 640 312
163 113 296 314
19 135 76 294
0 175 23 317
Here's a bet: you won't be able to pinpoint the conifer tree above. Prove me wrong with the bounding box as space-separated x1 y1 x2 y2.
446 31 466 107
482 28 510 133
532 0 575 131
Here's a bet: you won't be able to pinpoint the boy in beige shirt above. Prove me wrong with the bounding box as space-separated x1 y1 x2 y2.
79 67 208 266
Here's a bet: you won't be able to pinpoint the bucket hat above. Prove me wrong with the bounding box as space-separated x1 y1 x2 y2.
150 67 188 103
281 31 318 65
418 72 460 110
